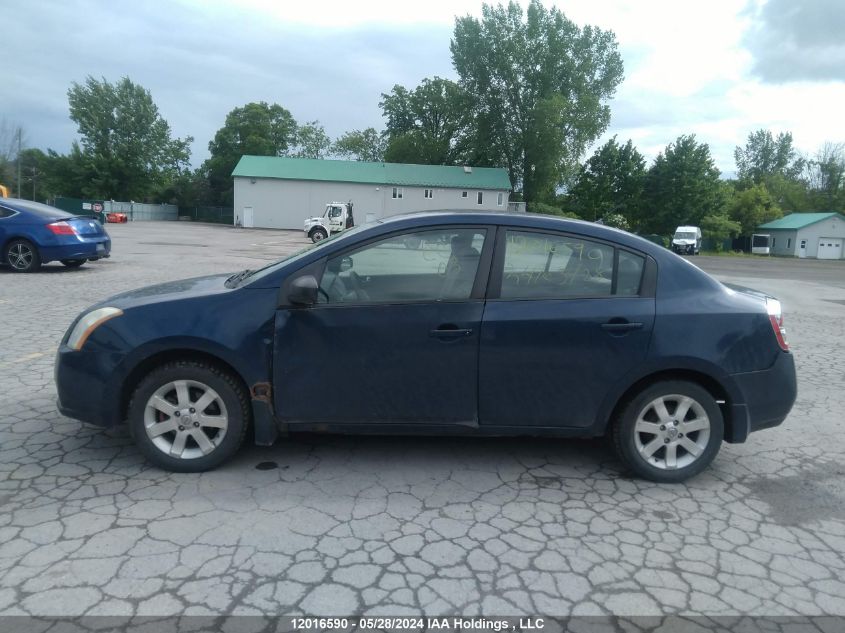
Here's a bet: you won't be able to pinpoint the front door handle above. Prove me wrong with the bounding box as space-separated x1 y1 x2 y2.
601 320 644 332
430 326 473 339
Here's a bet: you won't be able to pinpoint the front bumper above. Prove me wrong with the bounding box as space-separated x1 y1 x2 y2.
54 344 123 426
728 351 797 441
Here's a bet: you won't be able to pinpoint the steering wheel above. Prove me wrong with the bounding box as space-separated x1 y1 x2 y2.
347 271 370 301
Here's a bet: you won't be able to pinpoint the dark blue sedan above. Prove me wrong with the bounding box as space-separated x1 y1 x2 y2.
55 212 796 482
1 198 111 272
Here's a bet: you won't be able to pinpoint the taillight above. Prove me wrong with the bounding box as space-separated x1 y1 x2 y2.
766 298 789 351
47 221 77 235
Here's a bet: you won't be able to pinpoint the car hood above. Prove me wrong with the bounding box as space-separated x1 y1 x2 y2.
100 273 233 309
672 238 696 244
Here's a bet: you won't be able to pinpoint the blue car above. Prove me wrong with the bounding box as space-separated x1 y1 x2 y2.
55 212 796 482
1 198 111 272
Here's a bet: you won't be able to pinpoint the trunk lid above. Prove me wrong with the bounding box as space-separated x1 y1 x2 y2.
67 216 105 236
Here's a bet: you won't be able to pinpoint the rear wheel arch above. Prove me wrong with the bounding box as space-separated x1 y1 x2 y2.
605 368 734 439
4 237 42 272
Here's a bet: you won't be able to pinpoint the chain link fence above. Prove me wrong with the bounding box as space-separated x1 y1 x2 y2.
178 206 235 224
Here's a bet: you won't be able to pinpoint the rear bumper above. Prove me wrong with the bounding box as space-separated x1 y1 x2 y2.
728 351 797 441
41 237 111 263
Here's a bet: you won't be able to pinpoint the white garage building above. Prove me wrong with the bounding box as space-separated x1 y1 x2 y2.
232 156 512 230
758 212 845 259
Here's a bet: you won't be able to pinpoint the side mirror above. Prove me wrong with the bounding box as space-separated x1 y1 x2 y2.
288 275 319 306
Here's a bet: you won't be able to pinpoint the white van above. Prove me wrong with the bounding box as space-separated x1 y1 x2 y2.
672 226 702 255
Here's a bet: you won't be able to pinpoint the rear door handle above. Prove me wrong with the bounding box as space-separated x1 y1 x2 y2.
430 327 473 338
601 321 644 332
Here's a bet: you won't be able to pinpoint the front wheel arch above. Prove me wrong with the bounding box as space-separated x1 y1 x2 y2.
120 349 251 424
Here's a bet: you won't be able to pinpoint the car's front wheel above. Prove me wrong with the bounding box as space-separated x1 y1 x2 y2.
612 380 723 483
310 227 328 243
128 361 249 472
5 239 42 272
61 259 86 268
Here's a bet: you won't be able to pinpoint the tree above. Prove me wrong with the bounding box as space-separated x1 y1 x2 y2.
600 213 630 231
292 121 331 159
803 142 845 210
15 148 53 202
734 129 804 184
569 137 645 221
640 135 727 234
205 101 297 204
728 182 782 235
332 128 386 162
700 214 741 250
67 76 192 200
451 0 624 201
0 119 24 194
380 77 472 165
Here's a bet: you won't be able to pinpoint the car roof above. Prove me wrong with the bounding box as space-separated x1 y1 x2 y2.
0 197 73 219
374 211 668 258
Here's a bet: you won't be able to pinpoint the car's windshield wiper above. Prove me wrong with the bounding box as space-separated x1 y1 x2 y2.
225 269 253 287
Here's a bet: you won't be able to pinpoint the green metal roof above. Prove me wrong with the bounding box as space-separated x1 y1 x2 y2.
758 212 845 230
232 156 511 190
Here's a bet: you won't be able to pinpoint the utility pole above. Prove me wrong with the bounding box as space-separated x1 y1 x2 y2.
16 127 22 198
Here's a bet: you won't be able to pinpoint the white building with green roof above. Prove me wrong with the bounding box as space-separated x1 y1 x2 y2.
231 156 512 230
757 212 845 259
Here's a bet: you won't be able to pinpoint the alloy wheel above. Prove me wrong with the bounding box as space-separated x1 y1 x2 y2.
633 394 711 470
8 243 33 270
143 379 229 459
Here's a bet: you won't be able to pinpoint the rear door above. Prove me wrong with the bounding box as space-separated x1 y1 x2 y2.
479 228 656 429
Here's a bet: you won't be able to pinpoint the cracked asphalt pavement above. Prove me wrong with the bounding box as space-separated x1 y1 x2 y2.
1 223 844 617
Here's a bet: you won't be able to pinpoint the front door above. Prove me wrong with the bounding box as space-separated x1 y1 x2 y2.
242 207 254 228
479 229 655 428
274 227 491 425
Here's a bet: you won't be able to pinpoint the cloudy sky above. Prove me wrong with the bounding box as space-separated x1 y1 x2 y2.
4 0 845 175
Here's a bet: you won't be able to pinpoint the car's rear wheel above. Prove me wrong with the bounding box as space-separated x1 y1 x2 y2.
128 361 249 472
310 227 328 243
612 380 723 483
61 259 86 268
5 239 41 273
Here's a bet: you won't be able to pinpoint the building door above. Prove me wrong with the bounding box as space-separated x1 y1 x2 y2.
817 238 843 259
242 207 254 228
798 239 806 258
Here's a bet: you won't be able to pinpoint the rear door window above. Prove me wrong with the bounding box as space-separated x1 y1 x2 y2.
498 230 645 299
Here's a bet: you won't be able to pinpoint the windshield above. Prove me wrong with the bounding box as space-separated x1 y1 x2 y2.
238 222 374 285
674 232 696 239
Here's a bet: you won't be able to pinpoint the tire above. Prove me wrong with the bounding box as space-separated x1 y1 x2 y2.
612 380 723 483
127 361 250 472
310 227 328 243
5 239 41 273
61 259 86 268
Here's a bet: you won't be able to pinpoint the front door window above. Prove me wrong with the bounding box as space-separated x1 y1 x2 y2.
319 228 487 304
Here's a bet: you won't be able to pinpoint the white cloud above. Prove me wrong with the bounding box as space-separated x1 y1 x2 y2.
3 0 843 175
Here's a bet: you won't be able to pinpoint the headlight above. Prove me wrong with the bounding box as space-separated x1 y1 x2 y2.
66 307 123 350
